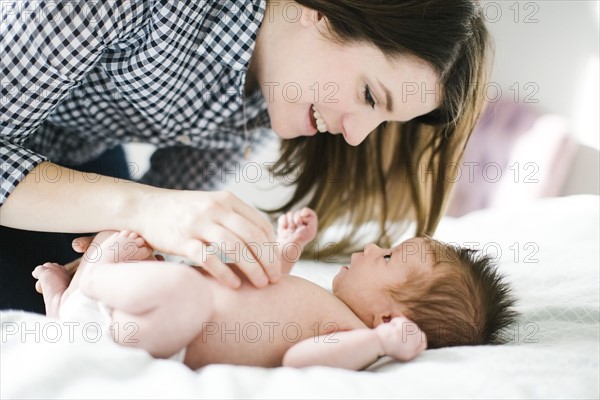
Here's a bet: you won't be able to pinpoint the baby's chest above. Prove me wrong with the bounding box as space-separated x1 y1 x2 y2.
186 279 356 367
212 279 347 336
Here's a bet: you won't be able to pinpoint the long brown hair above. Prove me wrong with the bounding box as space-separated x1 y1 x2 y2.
265 0 493 259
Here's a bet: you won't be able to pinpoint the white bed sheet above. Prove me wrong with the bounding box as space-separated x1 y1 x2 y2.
2 195 599 399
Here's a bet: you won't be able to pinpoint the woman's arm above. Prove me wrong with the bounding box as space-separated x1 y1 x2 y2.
1 162 281 289
1 162 146 233
282 317 427 370
0 2 148 205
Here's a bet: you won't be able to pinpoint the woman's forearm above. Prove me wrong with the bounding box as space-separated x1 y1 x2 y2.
2 162 283 288
0 162 155 233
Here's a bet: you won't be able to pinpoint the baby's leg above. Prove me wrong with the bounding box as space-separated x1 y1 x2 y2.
34 230 156 317
82 260 212 358
69 230 155 289
80 230 155 265
78 231 213 358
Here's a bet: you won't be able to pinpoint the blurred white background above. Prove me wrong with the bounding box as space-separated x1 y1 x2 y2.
125 0 600 211
480 0 599 196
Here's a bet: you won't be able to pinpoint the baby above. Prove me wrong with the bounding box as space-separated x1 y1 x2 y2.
32 208 517 370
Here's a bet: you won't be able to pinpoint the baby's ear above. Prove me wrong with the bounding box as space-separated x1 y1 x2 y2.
375 313 395 326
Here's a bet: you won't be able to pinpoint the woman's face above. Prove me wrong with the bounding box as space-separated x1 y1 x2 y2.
249 2 442 146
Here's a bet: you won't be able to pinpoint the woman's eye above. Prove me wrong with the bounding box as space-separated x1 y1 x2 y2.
364 85 376 109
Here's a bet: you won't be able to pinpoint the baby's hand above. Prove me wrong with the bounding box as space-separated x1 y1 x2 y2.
277 207 318 247
375 316 427 361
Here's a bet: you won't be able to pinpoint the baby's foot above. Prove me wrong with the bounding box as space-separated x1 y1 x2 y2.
32 262 70 317
71 235 94 254
277 207 318 248
84 230 154 265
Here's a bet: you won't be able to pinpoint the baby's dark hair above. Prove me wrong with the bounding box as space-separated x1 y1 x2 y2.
388 242 518 349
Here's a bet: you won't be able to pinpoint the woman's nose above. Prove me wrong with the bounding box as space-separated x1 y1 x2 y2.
344 114 384 147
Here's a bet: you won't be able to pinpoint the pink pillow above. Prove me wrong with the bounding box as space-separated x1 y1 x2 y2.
447 101 577 217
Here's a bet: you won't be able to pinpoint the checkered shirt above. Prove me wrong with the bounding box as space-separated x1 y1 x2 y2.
0 0 272 205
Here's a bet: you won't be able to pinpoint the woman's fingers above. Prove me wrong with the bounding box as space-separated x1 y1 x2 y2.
181 240 241 288
212 215 281 285
226 192 277 242
217 192 282 276
204 225 272 288
134 190 283 289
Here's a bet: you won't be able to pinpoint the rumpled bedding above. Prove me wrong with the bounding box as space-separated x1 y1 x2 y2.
2 195 598 399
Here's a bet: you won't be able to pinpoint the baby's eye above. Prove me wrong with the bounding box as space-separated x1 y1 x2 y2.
383 254 391 261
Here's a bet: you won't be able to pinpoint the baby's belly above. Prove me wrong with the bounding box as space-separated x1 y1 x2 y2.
184 276 339 368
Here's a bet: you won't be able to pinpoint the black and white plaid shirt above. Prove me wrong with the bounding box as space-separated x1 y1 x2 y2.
0 0 272 205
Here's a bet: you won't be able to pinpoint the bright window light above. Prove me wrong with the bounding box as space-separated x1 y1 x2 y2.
572 56 599 150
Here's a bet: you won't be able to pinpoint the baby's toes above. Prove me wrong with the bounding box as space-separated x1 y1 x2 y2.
36 264 70 297
32 265 44 279
134 236 146 249
121 230 146 249
35 280 43 294
119 230 133 239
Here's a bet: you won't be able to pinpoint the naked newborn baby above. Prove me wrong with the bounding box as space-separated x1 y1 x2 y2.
32 208 516 370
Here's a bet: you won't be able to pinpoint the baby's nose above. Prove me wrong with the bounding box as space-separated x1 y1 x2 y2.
364 243 381 254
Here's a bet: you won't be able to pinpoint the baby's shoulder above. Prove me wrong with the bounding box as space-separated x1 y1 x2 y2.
281 276 366 331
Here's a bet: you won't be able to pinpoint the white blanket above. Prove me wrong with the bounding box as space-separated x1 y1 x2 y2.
2 195 599 399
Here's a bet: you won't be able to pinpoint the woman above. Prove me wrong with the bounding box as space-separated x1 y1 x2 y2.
0 0 491 312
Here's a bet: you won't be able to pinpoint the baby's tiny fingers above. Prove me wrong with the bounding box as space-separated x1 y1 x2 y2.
300 207 313 217
286 212 296 229
293 211 303 226
278 214 288 229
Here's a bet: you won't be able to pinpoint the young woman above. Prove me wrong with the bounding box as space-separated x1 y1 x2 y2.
0 0 492 312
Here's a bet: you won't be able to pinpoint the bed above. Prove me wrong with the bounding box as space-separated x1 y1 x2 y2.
2 194 598 399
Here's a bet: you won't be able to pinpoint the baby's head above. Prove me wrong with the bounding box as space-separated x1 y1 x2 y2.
332 237 517 348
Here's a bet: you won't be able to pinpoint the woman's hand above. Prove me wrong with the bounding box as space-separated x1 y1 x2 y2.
129 189 281 289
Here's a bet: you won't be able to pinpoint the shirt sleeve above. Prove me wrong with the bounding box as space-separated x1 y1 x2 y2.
0 0 149 205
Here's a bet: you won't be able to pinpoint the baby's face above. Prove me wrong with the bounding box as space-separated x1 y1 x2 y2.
332 237 438 327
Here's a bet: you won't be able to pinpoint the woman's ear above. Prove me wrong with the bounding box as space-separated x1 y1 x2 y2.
299 6 325 28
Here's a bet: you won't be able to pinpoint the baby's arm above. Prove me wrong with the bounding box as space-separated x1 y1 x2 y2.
282 317 427 370
276 208 318 274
